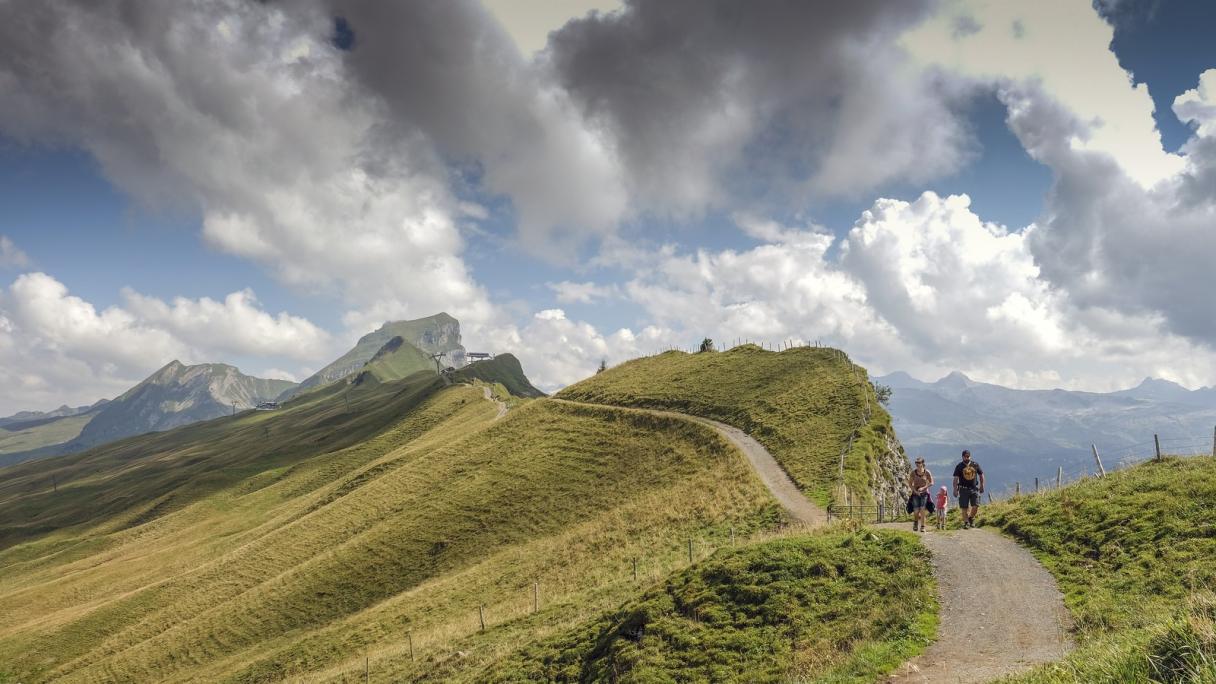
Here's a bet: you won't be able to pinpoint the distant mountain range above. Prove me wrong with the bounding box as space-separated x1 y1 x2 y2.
0 313 486 467
875 371 1216 495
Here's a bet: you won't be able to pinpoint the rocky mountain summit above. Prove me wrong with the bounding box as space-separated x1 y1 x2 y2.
284 313 467 398
76 361 295 447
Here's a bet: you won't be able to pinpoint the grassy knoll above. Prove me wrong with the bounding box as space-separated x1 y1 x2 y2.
456 353 546 398
357 335 436 382
0 396 779 682
984 456 1216 682
0 413 91 456
486 529 936 683
557 345 905 506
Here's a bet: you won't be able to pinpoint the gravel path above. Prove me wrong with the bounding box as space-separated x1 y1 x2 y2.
482 386 508 420
551 398 1071 681
548 399 824 526
878 524 1074 683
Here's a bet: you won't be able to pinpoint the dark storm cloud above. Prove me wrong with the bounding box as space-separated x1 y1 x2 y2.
543 0 973 215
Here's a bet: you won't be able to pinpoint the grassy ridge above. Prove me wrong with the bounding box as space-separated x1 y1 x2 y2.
557 345 904 506
487 529 936 683
0 371 448 549
0 396 779 682
0 414 90 456
985 456 1216 682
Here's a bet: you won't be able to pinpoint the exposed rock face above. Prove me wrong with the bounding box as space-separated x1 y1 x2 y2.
873 430 913 508
285 313 466 398
76 361 295 447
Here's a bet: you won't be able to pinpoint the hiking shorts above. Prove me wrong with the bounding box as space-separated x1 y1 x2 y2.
909 492 930 510
958 487 980 509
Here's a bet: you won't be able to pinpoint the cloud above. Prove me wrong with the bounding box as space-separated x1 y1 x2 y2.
533 194 1216 394
0 273 331 414
903 0 1183 187
547 280 619 304
121 288 331 361
0 236 29 269
0 0 496 339
544 0 972 218
491 308 674 391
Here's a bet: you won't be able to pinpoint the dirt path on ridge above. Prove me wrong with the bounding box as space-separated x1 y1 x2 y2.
550 398 1071 681
548 398 823 526
482 386 508 420
877 523 1074 683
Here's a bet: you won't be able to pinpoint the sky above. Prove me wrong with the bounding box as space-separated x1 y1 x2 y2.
0 0 1215 415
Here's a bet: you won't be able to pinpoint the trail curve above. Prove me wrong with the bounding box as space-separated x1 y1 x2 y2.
549 398 824 527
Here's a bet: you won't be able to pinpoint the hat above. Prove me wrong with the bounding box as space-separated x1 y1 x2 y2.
914 457 925 463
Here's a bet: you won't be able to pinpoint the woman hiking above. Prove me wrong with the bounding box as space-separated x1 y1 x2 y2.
908 457 933 532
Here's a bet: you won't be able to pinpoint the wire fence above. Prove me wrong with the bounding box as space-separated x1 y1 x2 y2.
987 430 1216 502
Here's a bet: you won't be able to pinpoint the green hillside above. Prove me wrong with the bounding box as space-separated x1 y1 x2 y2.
455 353 546 398
0 370 447 549
356 335 436 383
0 392 783 681
558 345 907 506
488 529 935 683
985 456 1216 682
0 414 91 457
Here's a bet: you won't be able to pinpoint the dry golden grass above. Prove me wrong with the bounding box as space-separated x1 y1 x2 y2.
0 391 778 682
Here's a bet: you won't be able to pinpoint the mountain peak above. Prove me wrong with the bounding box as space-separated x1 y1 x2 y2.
937 370 974 387
1136 376 1186 390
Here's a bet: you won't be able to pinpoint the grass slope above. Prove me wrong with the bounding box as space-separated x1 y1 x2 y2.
984 456 1216 682
558 345 904 506
488 529 936 683
455 353 546 398
358 336 436 383
0 371 447 549
0 396 780 682
0 414 91 456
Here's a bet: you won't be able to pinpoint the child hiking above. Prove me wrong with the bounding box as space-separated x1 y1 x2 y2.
934 485 949 529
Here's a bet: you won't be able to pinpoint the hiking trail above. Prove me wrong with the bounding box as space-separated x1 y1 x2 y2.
548 398 823 526
877 523 1074 682
482 385 509 420
553 397 1073 682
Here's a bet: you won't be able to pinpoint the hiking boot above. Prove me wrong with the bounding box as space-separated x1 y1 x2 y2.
962 520 971 529
912 521 919 531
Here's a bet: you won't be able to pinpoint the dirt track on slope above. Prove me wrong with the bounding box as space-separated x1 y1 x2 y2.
548 399 824 526
878 524 1074 683
482 386 508 420
550 397 1071 681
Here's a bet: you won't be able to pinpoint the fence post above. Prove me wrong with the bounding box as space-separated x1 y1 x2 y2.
876 500 883 524
1092 444 1106 477
827 504 833 523
479 605 486 631
1212 425 1215 457
1015 482 1020 497
533 582 539 613
987 492 992 504
632 559 638 581
730 526 735 546
688 538 694 564
408 631 414 662
1154 434 1162 461
1057 466 1062 489
1035 477 1039 493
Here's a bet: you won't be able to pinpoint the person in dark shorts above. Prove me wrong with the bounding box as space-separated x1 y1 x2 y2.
952 449 985 528
908 457 933 532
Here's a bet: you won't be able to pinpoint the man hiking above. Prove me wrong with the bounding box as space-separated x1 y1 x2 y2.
952 449 985 528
